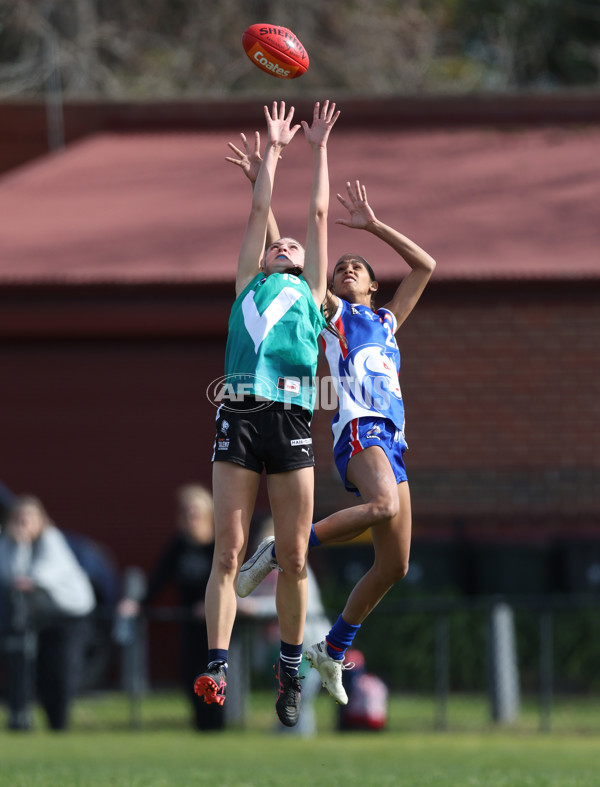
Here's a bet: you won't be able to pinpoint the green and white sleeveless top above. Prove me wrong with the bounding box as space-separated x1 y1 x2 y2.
224 272 326 413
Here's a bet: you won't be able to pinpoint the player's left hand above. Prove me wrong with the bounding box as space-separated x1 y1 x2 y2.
302 100 340 148
264 101 301 149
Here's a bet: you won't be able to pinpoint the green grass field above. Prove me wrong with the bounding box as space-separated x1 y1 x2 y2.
1 692 599 787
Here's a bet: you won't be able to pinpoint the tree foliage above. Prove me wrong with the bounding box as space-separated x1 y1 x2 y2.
0 0 598 99
443 0 600 89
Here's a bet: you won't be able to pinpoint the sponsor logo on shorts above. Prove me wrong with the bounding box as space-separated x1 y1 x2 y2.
290 438 312 446
217 439 230 450
365 426 382 439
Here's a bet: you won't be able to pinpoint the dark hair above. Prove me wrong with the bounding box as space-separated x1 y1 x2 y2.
332 254 378 310
334 254 376 282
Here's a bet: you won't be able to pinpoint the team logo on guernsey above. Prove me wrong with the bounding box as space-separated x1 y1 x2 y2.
340 344 401 411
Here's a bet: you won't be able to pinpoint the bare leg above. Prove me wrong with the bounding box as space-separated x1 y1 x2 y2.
341 480 412 624
303 449 410 707
205 461 260 649
314 446 399 545
267 466 314 645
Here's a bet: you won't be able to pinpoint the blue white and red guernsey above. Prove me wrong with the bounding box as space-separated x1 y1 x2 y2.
321 299 407 449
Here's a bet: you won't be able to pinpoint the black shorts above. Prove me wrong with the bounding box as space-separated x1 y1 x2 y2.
211 399 314 474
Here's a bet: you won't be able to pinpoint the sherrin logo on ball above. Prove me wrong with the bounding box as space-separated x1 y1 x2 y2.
242 23 309 79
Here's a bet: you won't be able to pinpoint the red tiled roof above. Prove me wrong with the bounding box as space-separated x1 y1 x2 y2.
0 125 598 285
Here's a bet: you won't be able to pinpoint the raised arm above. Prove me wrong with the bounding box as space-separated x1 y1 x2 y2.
225 131 280 247
301 100 340 306
235 101 300 296
336 180 436 328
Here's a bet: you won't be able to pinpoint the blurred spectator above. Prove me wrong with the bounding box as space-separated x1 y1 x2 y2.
0 481 16 527
64 531 119 611
338 648 388 731
64 531 120 691
0 495 96 731
237 517 331 737
116 484 224 731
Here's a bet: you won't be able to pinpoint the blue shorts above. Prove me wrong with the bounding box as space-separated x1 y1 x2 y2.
333 417 407 495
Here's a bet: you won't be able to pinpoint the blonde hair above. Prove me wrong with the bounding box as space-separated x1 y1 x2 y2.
8 495 51 528
175 484 213 517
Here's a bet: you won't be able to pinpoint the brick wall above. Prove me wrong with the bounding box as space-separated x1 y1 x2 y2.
313 280 600 540
0 280 598 564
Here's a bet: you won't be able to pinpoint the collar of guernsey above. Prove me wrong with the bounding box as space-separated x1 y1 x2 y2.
224 272 326 413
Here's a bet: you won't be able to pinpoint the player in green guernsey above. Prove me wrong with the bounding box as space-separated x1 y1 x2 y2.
195 100 340 728
224 268 325 412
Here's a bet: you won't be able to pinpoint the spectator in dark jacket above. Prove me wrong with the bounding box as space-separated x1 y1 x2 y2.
117 484 223 731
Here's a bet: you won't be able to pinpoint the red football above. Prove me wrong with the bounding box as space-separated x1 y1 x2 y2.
242 23 309 79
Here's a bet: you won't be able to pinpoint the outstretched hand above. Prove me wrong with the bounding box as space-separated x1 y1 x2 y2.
301 99 340 148
225 131 263 183
264 100 301 148
335 180 377 230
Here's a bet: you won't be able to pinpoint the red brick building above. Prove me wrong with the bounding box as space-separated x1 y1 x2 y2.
0 97 599 595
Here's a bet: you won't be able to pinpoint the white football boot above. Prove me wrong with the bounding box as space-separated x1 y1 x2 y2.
305 640 354 705
236 535 279 597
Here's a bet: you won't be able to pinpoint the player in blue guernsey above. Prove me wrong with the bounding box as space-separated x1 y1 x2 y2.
238 179 436 704
194 100 340 727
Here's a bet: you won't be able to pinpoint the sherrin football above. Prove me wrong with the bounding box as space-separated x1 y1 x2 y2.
242 24 309 79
